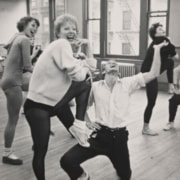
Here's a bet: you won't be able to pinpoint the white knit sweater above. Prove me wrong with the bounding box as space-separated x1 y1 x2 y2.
27 38 96 106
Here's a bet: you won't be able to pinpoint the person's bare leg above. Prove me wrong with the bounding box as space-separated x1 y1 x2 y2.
3 86 23 165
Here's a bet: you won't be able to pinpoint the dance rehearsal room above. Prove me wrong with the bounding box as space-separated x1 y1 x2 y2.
0 0 180 180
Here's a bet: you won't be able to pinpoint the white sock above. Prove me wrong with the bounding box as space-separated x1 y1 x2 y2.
3 147 12 157
143 123 149 129
3 147 19 159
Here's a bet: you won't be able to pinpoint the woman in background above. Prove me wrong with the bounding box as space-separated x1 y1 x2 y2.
1 16 40 165
141 22 179 136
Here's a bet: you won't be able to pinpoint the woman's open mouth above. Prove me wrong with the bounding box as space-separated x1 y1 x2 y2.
67 36 75 42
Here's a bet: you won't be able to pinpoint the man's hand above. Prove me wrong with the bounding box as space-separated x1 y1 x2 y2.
86 121 101 131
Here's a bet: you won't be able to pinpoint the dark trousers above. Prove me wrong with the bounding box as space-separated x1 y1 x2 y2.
24 81 91 180
143 59 174 124
60 126 131 180
169 94 180 122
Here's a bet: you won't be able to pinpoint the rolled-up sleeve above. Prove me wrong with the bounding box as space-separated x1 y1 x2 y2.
122 73 145 94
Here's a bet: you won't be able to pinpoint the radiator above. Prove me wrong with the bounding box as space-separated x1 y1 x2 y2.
101 61 135 78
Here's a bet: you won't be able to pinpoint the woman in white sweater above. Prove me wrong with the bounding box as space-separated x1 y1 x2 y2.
23 14 96 180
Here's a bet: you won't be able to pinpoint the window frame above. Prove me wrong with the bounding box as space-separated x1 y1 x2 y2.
27 0 66 44
83 0 170 60
147 0 170 44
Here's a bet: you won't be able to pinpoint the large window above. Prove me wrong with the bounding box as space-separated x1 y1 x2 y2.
85 0 170 59
107 0 140 56
29 0 65 48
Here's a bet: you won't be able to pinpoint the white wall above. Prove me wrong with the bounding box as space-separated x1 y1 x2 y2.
0 0 27 44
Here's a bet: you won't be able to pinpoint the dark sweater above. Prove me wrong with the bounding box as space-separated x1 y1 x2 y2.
141 36 176 72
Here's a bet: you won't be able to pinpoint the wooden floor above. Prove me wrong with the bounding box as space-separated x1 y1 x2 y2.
0 88 180 180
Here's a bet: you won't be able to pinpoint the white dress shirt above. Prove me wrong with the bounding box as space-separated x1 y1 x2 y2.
88 73 145 128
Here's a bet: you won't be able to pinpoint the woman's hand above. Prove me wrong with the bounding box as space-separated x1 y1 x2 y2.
71 39 89 54
71 38 94 59
72 39 88 47
32 45 41 58
74 52 87 60
153 40 169 49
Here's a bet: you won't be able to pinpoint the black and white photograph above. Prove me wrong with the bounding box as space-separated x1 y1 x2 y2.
0 0 180 179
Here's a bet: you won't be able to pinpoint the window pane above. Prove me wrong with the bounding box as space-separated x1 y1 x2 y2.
122 43 131 55
30 0 50 48
88 21 100 54
43 0 48 7
150 0 168 11
88 0 100 19
56 0 65 17
107 0 140 56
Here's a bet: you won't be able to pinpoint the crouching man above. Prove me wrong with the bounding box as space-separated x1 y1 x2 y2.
60 41 168 180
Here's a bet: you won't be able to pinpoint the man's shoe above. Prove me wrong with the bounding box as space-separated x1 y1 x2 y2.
2 153 23 165
142 128 158 136
163 122 175 131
